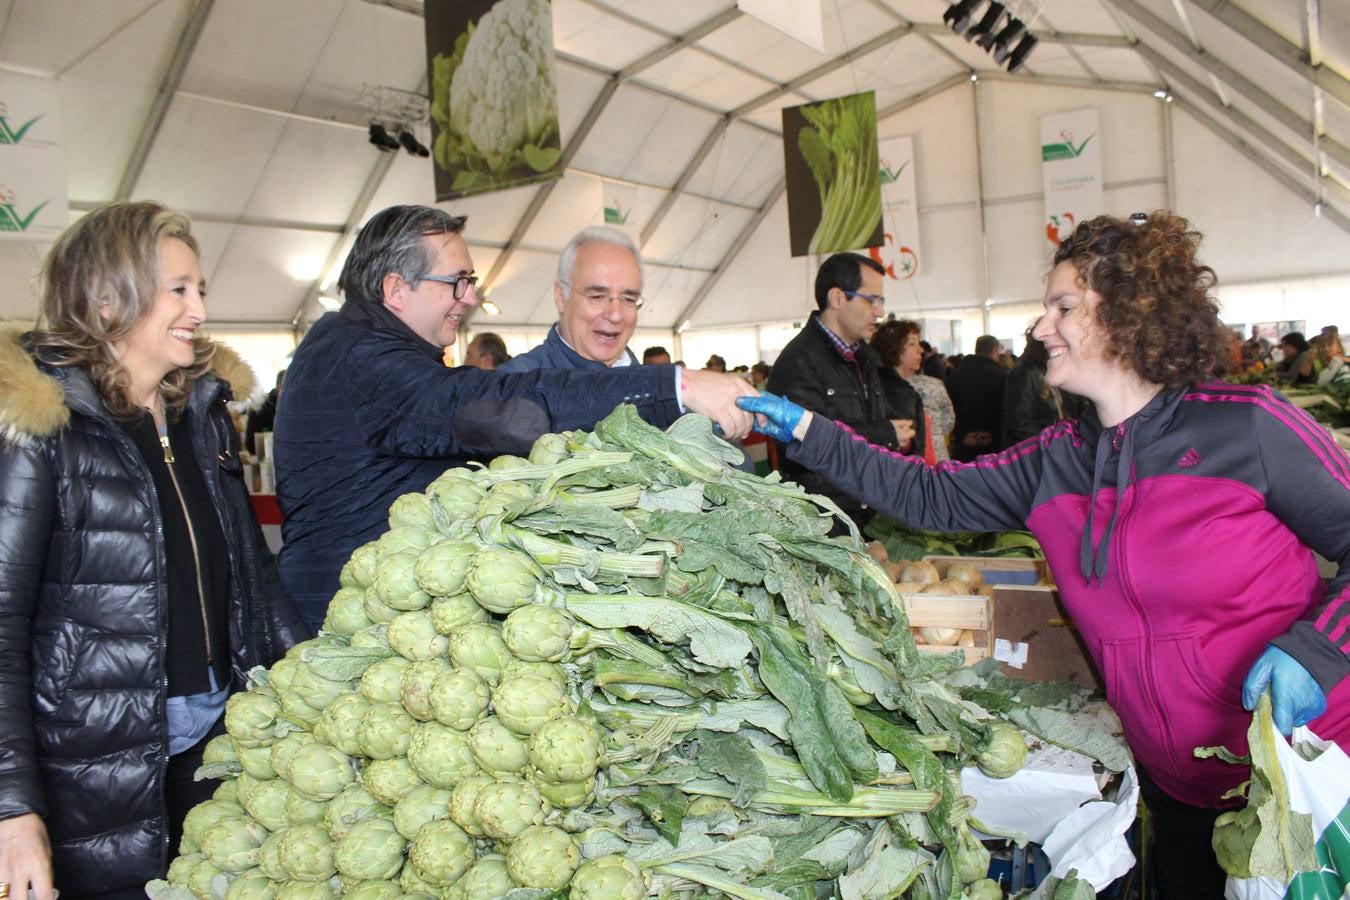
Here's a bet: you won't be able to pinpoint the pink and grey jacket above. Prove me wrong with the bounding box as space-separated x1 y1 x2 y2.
790 382 1350 808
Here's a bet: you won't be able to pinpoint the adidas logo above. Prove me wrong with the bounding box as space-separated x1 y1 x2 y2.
1177 448 1202 468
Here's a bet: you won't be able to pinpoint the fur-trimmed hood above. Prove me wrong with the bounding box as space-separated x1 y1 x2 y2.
0 328 258 444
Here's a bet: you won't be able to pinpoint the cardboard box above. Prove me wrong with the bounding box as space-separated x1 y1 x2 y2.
921 556 1102 689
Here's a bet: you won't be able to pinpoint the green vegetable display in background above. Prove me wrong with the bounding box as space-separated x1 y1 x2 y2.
149 407 1124 899
425 0 563 200
783 90 884 257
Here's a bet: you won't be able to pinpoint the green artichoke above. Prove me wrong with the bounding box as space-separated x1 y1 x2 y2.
393 783 453 841
531 772 595 810
400 657 453 721
473 777 548 841
201 734 236 766
446 622 514 686
426 471 485 522
408 818 476 886
200 815 268 872
528 715 601 783
445 853 513 899
182 798 245 849
284 787 328 826
407 721 478 788
224 869 276 900
374 550 432 611
343 880 401 900
375 525 432 558
278 821 336 882
358 656 411 705
415 540 478 598
506 824 580 890
529 432 569 466
467 717 530 774
287 741 356 801
344 540 381 589
274 881 339 900
357 701 417 759
500 658 567 689
428 668 491 731
361 756 424 807
501 604 574 662
334 815 406 881
976 722 1028 779
186 856 224 898
323 586 373 636
570 854 648 900
447 773 496 837
269 731 315 780
389 491 437 531
314 692 372 757
387 608 449 660
225 691 282 748
428 592 488 635
492 672 570 736
289 660 353 712
466 546 541 614
166 850 202 885
241 776 291 832
362 588 400 625
257 830 289 880
324 783 389 842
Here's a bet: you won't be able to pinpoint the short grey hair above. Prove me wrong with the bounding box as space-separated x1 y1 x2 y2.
339 205 466 304
555 225 643 287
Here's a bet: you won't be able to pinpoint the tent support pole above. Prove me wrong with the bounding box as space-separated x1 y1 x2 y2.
972 80 992 341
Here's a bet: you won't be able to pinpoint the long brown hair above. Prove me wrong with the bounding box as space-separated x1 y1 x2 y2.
30 201 215 418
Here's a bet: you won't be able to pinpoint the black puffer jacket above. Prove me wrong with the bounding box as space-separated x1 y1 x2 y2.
766 314 898 525
0 331 308 893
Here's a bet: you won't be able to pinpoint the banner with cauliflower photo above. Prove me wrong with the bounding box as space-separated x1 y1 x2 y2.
425 0 564 200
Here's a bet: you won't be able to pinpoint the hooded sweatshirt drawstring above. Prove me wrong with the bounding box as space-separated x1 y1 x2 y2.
1080 422 1136 582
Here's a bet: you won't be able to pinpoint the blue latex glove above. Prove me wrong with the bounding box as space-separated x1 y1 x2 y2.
1242 644 1327 736
736 392 806 443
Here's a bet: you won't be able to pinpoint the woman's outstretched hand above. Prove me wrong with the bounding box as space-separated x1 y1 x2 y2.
736 392 811 443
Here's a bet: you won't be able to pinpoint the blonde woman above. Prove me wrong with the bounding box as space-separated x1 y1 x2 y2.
0 202 308 897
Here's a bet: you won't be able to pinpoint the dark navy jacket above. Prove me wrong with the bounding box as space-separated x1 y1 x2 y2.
498 323 638 373
275 312 679 629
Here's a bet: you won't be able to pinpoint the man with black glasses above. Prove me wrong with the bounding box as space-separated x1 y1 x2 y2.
499 225 642 372
275 205 754 630
765 252 913 529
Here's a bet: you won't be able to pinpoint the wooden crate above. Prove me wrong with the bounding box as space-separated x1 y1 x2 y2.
900 591 991 665
920 556 1102 689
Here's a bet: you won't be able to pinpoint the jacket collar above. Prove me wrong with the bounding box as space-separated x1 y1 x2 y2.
544 323 636 369
0 328 250 444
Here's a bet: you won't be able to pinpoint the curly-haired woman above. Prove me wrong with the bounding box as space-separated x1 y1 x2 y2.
740 212 1350 896
0 202 309 898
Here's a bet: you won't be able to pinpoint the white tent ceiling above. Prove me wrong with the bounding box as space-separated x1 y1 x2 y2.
0 0 1347 336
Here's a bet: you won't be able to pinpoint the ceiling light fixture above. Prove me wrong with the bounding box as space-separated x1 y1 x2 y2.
1005 32 1039 74
964 1 1005 43
480 300 501 316
989 17 1026 61
942 0 985 33
368 122 401 152
398 129 431 158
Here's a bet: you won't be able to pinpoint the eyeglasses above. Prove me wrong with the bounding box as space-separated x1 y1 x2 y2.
418 273 478 300
561 281 644 310
845 290 885 308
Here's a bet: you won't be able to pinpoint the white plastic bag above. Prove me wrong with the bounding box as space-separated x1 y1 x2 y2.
1226 725 1350 900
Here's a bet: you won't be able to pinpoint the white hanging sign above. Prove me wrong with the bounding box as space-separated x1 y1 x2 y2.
870 135 922 281
0 71 68 238
737 0 825 53
1040 108 1103 250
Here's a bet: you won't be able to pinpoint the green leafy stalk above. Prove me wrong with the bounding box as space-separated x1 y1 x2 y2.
748 625 879 803
510 528 664 577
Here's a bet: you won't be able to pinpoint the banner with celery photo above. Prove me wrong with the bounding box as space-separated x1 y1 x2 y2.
782 90 884 258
